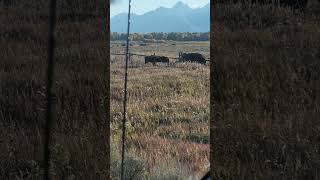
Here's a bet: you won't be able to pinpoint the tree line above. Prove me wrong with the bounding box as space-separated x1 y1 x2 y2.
111 32 210 42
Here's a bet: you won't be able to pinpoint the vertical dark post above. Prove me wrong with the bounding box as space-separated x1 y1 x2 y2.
210 1 216 179
43 0 57 179
120 0 132 180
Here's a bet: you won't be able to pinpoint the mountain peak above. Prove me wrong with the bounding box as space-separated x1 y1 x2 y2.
173 2 190 9
111 1 209 33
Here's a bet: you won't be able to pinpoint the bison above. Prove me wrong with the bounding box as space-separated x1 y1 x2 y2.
145 55 169 66
179 52 207 64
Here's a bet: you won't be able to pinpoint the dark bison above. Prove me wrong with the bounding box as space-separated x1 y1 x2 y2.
217 0 308 11
145 55 169 65
179 52 207 64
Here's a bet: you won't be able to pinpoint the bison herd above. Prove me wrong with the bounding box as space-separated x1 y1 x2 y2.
145 52 208 66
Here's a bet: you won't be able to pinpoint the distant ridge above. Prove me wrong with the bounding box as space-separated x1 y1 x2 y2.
111 2 210 33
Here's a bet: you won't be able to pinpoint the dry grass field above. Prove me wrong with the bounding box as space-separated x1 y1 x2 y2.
211 1 320 179
2 0 320 180
110 41 210 179
0 2 109 179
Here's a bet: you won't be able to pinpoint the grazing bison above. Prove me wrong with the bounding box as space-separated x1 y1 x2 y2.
179 52 207 64
145 55 169 65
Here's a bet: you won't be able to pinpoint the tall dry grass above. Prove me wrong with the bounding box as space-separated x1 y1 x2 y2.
211 2 320 179
110 42 210 179
1 1 109 179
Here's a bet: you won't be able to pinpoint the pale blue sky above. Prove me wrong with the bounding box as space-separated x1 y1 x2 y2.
110 0 210 17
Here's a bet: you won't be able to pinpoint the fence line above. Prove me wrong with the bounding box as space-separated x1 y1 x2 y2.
111 52 210 61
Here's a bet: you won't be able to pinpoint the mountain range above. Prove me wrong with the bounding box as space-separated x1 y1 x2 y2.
110 2 210 33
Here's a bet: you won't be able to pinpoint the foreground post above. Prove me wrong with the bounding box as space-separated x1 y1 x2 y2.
120 0 132 179
43 0 57 179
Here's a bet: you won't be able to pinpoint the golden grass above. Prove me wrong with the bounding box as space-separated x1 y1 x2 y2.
110 41 210 179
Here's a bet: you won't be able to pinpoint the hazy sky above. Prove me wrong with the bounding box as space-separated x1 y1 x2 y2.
110 0 210 17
